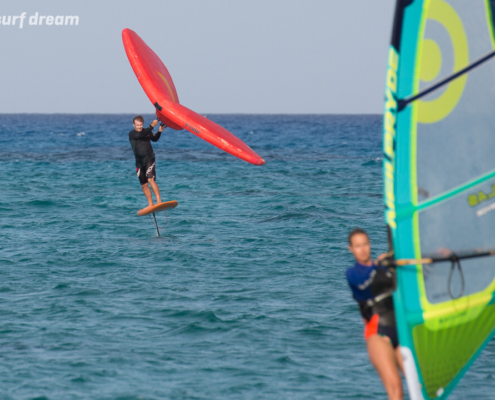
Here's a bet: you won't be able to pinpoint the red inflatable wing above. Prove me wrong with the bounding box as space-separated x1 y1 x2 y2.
122 29 265 166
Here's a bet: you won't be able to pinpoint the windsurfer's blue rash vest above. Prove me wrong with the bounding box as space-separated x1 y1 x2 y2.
346 262 396 326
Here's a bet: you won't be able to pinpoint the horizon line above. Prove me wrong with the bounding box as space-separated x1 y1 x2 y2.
0 112 383 116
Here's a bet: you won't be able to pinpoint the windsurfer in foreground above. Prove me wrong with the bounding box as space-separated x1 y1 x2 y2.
346 228 404 400
129 116 166 210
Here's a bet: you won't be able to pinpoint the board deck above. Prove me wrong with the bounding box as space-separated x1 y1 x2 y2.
137 200 178 216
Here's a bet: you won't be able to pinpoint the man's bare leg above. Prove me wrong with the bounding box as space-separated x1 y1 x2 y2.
141 183 154 207
148 177 162 204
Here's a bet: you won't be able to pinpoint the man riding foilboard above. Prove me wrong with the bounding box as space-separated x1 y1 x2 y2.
129 115 166 210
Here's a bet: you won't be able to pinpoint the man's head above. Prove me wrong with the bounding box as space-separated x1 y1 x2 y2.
348 228 372 265
133 115 144 132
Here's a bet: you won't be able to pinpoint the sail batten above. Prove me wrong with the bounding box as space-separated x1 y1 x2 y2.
399 50 495 110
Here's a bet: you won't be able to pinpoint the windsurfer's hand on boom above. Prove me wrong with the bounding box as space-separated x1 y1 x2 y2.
375 253 389 264
375 251 397 269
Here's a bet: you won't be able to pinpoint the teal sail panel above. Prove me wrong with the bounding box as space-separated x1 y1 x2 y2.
383 0 495 399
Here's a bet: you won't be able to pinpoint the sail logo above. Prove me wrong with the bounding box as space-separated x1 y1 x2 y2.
467 183 495 217
417 0 468 124
185 123 200 135
468 184 495 207
384 47 399 229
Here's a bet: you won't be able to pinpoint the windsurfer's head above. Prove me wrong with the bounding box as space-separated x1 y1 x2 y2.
133 115 144 132
348 228 372 265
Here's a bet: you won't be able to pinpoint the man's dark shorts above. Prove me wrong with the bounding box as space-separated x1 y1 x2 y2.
136 158 156 185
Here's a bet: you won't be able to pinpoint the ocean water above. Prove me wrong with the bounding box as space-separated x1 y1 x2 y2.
0 114 493 400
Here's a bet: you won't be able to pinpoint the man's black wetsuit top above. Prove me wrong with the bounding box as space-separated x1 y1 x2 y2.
129 125 162 169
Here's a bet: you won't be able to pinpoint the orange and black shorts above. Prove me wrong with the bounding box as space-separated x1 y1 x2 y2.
364 314 399 348
136 159 156 185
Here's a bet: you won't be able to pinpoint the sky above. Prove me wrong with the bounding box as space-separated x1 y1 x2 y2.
0 1 396 114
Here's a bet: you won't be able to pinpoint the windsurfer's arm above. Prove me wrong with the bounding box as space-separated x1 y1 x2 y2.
375 252 395 268
347 269 372 292
435 247 453 257
375 253 389 263
151 124 166 142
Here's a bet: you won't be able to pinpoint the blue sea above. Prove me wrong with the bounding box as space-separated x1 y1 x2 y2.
0 114 493 399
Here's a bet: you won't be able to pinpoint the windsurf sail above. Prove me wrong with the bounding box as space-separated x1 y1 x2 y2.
383 1 495 399
122 29 265 166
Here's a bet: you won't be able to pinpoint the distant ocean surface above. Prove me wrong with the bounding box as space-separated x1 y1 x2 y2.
0 114 493 400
